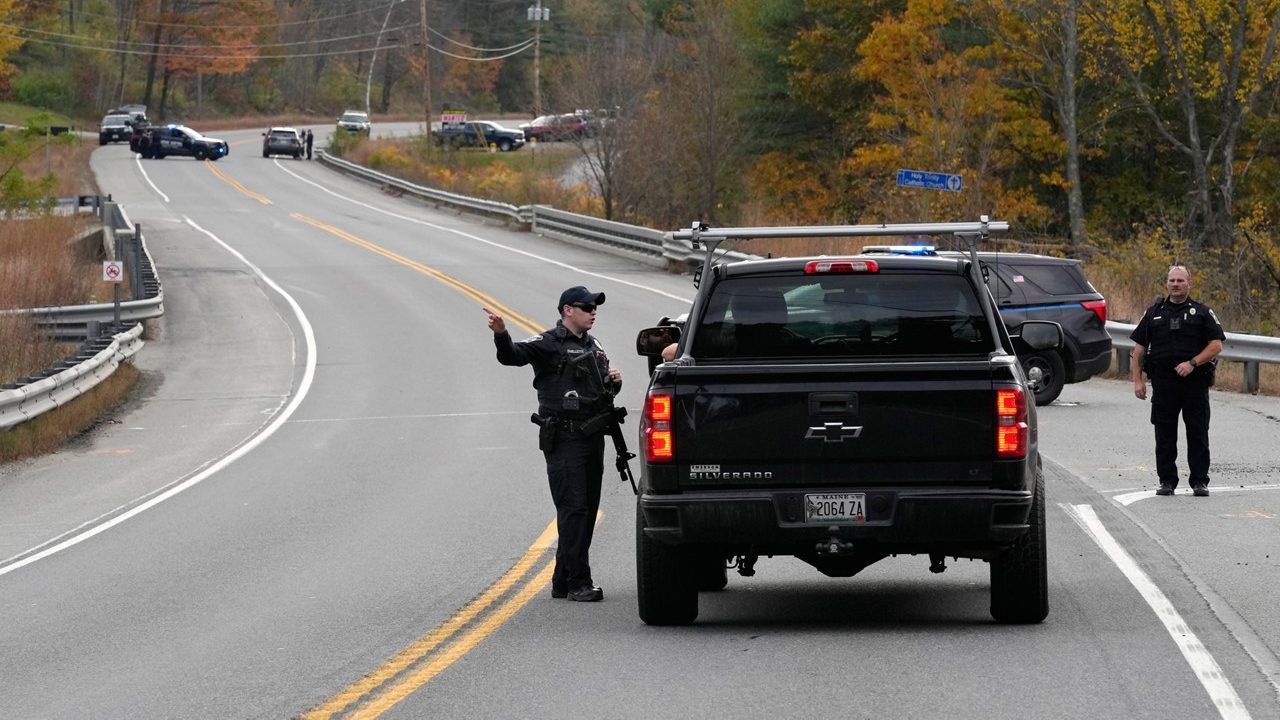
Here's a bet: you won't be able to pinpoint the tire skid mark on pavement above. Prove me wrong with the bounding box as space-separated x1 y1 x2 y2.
1062 503 1253 720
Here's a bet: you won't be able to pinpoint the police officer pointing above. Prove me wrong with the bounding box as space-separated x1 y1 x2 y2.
1130 265 1225 497
485 286 622 602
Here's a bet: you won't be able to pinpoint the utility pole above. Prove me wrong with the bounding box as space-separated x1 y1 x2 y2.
527 1 549 118
367 0 400 120
421 0 432 134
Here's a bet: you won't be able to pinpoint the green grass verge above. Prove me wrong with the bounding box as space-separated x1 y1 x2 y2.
0 101 78 128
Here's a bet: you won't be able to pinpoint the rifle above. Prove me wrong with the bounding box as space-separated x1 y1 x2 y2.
580 406 638 494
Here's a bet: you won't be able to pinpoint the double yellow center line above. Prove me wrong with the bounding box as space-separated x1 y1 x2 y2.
290 213 558 718
199 162 568 718
303 523 558 719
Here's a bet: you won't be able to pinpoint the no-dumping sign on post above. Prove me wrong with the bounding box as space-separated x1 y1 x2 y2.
896 169 963 192
103 260 124 283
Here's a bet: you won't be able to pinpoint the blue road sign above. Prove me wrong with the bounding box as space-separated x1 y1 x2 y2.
896 169 963 192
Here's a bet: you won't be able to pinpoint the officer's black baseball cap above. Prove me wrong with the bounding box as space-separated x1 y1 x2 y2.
558 286 606 312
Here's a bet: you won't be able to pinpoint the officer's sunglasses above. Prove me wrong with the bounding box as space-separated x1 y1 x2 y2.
571 302 597 313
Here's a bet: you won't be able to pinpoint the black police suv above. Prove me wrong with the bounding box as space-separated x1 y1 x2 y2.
137 125 230 161
975 252 1110 405
866 247 1109 405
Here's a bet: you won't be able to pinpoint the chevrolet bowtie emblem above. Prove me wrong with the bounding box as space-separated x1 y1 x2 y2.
805 422 863 443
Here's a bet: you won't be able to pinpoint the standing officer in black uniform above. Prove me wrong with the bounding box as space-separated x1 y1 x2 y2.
485 286 621 602
1130 265 1224 497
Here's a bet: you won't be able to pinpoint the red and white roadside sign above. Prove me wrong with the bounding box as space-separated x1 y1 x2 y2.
103 260 124 283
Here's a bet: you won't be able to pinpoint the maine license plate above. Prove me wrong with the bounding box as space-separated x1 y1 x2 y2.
804 493 866 523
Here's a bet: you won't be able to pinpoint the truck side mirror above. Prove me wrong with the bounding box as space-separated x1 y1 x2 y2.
1011 320 1063 352
636 326 680 356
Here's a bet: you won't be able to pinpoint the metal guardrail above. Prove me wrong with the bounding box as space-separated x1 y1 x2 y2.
317 151 528 224
0 323 144 431
4 201 166 339
317 151 758 268
1 198 161 431
1107 321 1279 393
319 154 1278 390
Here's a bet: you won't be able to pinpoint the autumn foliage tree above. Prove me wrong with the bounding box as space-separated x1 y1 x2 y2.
843 0 1059 227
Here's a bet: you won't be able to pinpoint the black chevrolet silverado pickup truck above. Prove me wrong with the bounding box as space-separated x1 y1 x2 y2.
633 219 1062 625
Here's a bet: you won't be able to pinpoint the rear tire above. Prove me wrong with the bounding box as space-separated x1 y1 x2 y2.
690 551 728 592
1021 351 1066 406
636 504 698 625
990 467 1048 624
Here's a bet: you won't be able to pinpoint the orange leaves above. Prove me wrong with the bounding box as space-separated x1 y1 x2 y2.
845 0 1055 227
440 32 502 101
746 153 836 224
159 0 277 77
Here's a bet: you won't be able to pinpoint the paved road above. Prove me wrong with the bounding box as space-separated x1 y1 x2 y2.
0 132 1277 719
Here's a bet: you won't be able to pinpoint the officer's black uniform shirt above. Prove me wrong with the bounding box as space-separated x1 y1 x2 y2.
1130 296 1225 379
494 321 620 419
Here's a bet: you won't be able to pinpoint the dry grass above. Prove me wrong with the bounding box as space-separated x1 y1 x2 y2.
0 214 124 384
337 134 587 210
0 362 139 464
13 134 101 197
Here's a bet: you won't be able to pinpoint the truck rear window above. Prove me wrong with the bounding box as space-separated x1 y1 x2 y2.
691 274 992 359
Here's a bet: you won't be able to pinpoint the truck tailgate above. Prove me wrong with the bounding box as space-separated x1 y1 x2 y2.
671 360 997 486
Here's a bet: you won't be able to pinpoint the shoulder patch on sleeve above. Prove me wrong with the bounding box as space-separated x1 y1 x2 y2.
522 334 544 343
1208 309 1220 324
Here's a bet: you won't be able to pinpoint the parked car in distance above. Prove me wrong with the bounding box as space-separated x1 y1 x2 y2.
135 125 230 161
337 110 371 135
519 113 589 142
865 246 1110 405
262 127 304 158
431 120 525 151
99 114 134 145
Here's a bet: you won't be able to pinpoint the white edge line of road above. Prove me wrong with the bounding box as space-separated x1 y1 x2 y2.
1061 503 1252 720
0 217 316 579
271 158 693 304
1114 483 1280 506
134 153 170 203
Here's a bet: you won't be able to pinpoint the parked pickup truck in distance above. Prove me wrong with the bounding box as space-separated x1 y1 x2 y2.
431 121 525 152
634 226 1062 626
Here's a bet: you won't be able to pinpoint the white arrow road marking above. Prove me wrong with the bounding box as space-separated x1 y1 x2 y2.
1115 483 1280 506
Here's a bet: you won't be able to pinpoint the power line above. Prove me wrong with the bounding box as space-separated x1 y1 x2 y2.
431 38 536 61
425 25 535 52
1 22 425 51
1 30 536 63
0 30 410 60
15 0 404 31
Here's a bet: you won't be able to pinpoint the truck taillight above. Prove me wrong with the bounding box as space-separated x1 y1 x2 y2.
995 387 1028 459
643 391 674 462
804 259 879 274
1082 299 1107 325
